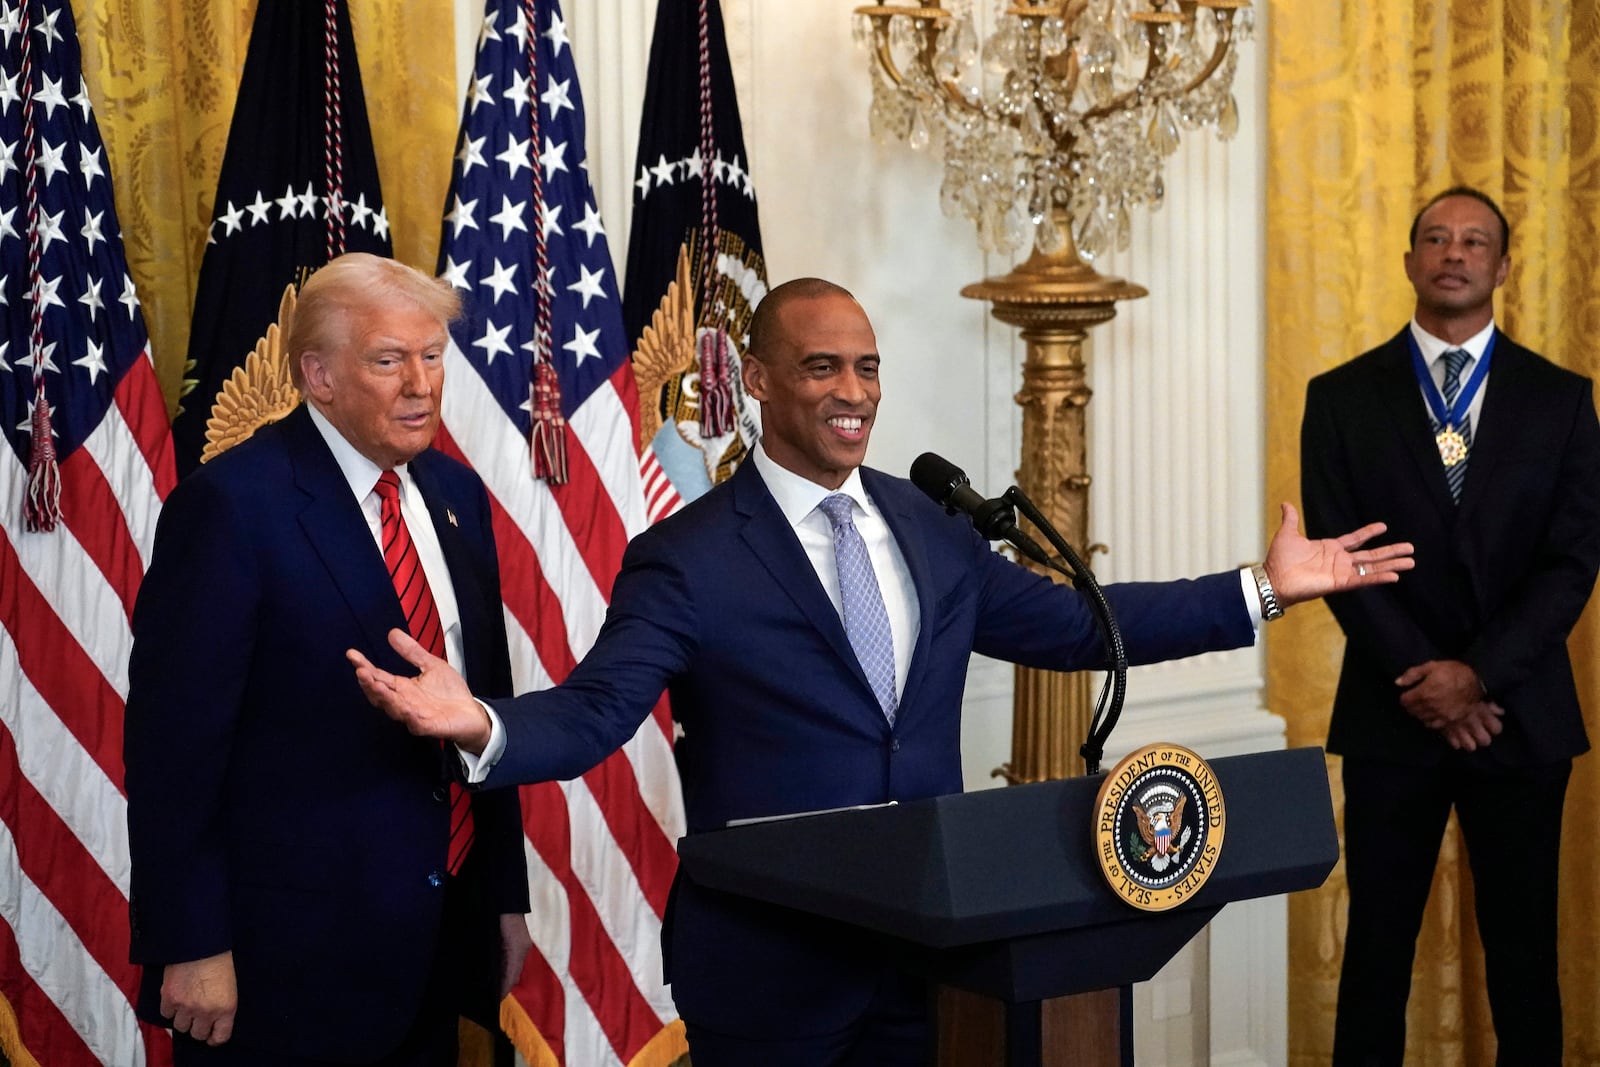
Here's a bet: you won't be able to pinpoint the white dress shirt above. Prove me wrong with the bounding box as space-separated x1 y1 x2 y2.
751 443 921 702
1410 318 1494 429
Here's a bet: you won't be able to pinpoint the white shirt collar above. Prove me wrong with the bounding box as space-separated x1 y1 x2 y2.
750 441 873 528
305 402 410 498
1409 318 1496 366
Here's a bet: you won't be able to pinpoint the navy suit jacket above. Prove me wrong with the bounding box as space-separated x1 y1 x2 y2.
1302 329 1600 768
125 405 529 1061
481 459 1253 1036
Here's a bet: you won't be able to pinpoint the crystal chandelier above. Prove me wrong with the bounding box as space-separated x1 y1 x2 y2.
854 0 1254 260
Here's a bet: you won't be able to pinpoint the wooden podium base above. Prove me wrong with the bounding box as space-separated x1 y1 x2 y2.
935 985 1132 1067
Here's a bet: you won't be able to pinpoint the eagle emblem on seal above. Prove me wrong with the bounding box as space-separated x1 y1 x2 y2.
1131 786 1190 872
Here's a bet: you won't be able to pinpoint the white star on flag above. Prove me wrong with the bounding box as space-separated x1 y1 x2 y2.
473 318 514 364
566 262 606 308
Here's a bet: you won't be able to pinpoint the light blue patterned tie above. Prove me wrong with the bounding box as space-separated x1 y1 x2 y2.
1438 348 1474 503
818 493 898 724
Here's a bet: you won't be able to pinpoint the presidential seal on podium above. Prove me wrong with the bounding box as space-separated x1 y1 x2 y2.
1093 743 1226 911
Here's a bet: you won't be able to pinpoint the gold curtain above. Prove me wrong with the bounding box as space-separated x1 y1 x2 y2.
1268 2 1600 1063
72 0 457 416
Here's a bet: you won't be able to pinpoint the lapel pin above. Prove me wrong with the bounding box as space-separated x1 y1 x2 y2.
446 508 458 528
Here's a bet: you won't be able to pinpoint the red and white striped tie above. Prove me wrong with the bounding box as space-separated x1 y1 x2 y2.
375 471 474 875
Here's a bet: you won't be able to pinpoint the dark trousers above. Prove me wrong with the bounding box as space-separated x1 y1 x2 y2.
171 1008 454 1067
684 967 931 1067
1332 756 1570 1067
171 875 506 1067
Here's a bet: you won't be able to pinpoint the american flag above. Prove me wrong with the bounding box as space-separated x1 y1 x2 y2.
623 0 766 512
0 1 176 1065
434 2 686 1064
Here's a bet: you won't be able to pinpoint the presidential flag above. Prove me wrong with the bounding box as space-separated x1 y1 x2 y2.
168 0 390 475
0 1 177 1064
433 2 686 1064
623 0 767 512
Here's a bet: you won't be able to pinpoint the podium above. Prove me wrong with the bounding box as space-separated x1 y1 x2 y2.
676 746 1337 1066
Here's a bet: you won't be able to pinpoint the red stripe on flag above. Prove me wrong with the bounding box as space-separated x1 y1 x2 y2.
0 724 140 1009
506 928 567 1064
640 456 682 526
579 754 676 918
0 921 98 1067
58 447 142 621
518 782 663 1063
546 423 631 603
609 354 643 446
115 357 177 500
141 1020 174 1067
566 881 664 1064
0 530 126 793
648 692 674 741
432 429 579 683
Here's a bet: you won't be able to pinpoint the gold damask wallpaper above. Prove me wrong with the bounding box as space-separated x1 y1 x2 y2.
73 0 457 415
1268 2 1600 1063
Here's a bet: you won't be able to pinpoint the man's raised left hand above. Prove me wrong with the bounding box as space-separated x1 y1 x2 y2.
1263 502 1414 608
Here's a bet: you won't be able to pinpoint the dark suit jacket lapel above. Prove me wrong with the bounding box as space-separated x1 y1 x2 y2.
280 405 409 660
1454 330 1520 518
1373 332 1458 521
731 462 878 703
863 468 935 713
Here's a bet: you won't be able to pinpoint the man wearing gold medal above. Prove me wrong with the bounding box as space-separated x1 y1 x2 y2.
1301 187 1600 1064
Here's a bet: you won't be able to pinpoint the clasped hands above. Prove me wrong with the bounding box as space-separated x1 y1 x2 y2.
1397 659 1502 752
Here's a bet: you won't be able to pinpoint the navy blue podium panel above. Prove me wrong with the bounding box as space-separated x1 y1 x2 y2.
678 747 1337 1002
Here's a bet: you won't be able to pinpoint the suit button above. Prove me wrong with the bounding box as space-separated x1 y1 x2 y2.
427 870 444 887
433 786 448 803
890 739 901 753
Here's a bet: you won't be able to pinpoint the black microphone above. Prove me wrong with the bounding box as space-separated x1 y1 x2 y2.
910 453 1050 565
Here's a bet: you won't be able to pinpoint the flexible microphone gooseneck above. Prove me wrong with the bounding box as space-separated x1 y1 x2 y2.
908 453 1051 566
910 453 1128 775
1000 485 1127 776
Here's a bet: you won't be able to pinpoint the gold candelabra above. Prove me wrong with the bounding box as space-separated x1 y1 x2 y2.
854 0 1252 781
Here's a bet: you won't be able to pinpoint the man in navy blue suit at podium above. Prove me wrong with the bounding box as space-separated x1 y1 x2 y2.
352 277 1411 1066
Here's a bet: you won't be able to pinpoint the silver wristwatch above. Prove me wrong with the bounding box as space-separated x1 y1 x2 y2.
1250 564 1284 622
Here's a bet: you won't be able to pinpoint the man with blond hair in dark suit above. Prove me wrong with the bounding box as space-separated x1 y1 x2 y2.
126 253 531 1066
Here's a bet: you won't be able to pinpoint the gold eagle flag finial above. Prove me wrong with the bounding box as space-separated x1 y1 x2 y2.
630 242 699 451
201 284 302 463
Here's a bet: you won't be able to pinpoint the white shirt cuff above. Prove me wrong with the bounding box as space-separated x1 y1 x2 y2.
1239 567 1264 631
457 700 506 784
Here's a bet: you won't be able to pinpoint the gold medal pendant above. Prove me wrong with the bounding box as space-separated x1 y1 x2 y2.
1436 427 1468 467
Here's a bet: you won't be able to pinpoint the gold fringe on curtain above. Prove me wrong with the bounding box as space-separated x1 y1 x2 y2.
1267 2 1600 1063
